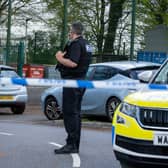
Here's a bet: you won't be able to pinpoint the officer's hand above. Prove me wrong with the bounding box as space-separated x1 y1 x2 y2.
55 51 67 61
56 51 63 59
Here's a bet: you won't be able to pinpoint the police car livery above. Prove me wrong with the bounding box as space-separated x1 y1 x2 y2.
112 59 168 167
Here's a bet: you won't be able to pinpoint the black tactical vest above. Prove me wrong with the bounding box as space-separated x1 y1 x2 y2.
57 37 92 79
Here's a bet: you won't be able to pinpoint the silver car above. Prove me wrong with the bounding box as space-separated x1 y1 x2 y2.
41 61 160 121
0 65 28 114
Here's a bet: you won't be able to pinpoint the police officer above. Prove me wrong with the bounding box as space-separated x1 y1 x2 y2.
55 22 92 154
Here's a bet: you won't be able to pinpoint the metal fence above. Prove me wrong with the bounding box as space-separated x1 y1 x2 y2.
0 45 19 65
92 54 128 63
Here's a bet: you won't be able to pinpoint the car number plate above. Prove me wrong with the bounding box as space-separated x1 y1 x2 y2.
153 133 168 146
0 96 13 100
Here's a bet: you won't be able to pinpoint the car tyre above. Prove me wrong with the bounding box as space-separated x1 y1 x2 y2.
106 97 121 121
11 104 25 114
44 97 61 120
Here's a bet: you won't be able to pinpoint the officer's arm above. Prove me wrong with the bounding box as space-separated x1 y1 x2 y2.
56 51 77 68
59 57 77 68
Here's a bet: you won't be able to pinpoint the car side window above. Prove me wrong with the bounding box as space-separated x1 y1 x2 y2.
92 66 116 80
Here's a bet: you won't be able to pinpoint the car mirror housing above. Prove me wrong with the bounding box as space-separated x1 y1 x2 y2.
138 71 153 83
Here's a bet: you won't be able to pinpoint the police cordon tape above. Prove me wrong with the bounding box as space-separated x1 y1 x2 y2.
0 77 167 90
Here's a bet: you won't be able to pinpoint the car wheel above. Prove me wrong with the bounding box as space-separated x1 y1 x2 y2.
106 97 121 121
44 97 61 120
11 105 25 114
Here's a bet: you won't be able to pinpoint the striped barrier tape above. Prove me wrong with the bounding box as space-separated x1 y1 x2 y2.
0 77 141 89
0 77 167 90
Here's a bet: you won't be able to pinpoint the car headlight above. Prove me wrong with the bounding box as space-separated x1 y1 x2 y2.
119 102 139 118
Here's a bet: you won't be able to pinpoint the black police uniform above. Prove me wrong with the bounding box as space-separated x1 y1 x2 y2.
58 36 92 151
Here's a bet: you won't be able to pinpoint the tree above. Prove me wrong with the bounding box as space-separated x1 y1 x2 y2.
28 30 58 64
103 0 127 54
0 0 33 25
0 0 9 25
128 0 168 53
115 10 130 56
139 0 168 27
43 0 127 55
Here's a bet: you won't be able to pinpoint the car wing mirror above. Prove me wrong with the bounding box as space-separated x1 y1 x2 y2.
138 71 153 83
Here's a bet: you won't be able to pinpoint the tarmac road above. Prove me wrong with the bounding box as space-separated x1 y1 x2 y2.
0 88 120 168
0 120 121 168
0 86 124 168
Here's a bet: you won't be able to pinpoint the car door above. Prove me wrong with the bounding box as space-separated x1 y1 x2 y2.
81 65 116 114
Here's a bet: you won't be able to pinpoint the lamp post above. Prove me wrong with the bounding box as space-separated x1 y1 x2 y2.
60 0 68 50
123 40 126 56
5 0 12 65
130 0 136 61
25 18 32 64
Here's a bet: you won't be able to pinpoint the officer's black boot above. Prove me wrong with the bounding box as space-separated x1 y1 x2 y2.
54 144 78 154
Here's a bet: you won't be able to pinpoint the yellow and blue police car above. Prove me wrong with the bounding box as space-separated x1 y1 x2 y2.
112 60 168 167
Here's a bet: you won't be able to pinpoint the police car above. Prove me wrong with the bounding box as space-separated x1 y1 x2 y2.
112 59 168 167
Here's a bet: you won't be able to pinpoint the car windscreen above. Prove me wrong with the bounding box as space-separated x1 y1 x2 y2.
152 61 168 84
0 70 19 78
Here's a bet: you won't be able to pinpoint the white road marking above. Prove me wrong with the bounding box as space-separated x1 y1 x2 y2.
49 142 62 148
49 142 81 168
71 153 80 168
0 132 14 136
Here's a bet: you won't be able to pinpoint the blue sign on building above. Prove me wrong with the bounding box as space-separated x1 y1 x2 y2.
137 51 168 64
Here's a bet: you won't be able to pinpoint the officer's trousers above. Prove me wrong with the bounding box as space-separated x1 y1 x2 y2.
62 87 85 149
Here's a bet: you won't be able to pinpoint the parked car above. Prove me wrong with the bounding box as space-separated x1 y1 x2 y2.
41 61 160 121
0 65 27 114
112 59 168 167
